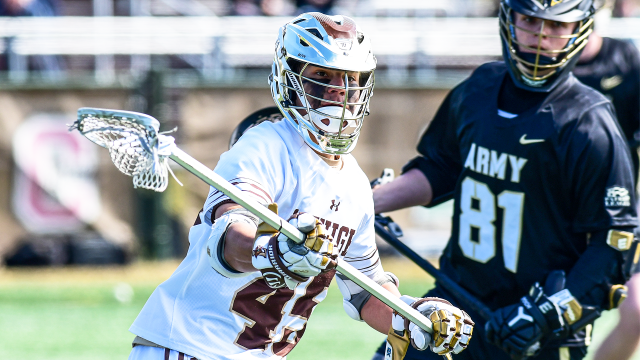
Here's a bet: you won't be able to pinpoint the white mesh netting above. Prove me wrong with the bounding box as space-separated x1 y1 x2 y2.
72 110 174 192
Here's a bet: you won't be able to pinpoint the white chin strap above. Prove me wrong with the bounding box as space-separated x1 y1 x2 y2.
310 106 356 133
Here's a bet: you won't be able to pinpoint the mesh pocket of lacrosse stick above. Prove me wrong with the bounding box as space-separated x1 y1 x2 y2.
70 107 181 192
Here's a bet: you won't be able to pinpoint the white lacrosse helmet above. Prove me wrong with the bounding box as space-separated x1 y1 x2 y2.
269 12 376 155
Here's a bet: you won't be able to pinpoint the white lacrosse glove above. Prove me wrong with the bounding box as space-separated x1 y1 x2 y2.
252 205 338 290
389 295 474 357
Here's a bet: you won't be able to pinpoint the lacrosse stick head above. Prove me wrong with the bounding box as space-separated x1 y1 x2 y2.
70 107 176 192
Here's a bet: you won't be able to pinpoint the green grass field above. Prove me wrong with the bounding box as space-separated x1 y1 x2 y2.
0 260 637 360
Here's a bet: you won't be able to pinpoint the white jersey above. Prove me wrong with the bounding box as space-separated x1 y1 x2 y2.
130 120 383 360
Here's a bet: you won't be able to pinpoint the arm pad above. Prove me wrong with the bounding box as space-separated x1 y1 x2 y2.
206 208 259 278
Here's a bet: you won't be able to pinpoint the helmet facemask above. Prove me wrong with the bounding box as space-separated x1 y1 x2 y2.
282 60 374 154
499 2 593 90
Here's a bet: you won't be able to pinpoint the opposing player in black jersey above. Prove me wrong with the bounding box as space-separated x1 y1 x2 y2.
573 3 640 359
371 0 638 359
573 2 640 184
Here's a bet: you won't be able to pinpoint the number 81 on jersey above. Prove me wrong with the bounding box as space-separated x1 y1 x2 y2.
459 177 524 273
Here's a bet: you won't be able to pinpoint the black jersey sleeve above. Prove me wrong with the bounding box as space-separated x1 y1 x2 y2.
566 103 637 232
629 41 640 149
566 227 634 312
562 102 638 314
402 89 463 206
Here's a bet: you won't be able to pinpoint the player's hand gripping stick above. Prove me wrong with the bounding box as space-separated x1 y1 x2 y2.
386 296 474 360
252 207 338 290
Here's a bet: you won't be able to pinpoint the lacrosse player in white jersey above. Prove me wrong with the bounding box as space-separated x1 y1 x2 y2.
128 12 473 360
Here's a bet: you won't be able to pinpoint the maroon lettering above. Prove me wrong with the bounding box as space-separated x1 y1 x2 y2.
335 227 356 256
336 226 349 252
316 218 356 255
330 223 339 238
321 220 340 238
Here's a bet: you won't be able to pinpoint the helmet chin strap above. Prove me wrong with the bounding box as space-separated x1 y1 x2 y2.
310 106 355 133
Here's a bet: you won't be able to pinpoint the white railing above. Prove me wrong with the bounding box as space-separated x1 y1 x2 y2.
1 16 639 84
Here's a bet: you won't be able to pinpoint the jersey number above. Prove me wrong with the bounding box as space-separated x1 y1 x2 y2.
459 177 525 273
230 276 328 356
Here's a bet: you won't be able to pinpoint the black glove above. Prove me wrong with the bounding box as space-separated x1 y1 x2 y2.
485 283 568 360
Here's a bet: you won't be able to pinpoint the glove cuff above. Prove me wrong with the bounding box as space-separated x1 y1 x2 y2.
266 236 308 281
253 235 308 288
386 324 411 359
255 203 280 237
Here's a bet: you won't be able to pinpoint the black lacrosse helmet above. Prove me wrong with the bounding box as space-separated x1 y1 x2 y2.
499 0 595 92
229 107 284 150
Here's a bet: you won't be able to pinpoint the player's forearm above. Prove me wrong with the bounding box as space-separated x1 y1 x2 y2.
566 229 632 309
224 222 259 273
360 282 402 334
373 168 433 213
566 244 621 310
215 203 258 273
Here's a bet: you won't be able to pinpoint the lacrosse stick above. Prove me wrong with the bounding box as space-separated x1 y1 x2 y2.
70 107 433 335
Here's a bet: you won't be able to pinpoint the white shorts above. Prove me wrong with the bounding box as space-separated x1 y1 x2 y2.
129 345 198 360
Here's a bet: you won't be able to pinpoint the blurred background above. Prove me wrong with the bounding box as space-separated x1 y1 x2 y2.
0 0 639 359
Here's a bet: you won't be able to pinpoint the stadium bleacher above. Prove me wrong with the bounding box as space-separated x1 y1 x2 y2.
1 15 639 89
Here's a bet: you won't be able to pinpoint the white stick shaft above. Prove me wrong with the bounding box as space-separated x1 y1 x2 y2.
169 146 433 334
169 147 305 243
336 260 433 333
